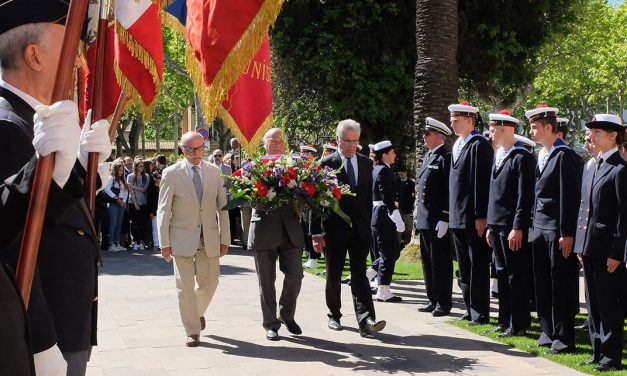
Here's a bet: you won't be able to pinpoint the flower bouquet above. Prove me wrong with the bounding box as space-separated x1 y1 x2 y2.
222 153 353 224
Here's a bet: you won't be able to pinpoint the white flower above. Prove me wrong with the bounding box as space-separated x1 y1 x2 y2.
325 190 334 198
267 188 276 201
320 199 331 207
287 180 297 189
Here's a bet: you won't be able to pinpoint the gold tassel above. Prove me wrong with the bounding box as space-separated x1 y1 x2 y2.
218 105 273 155
114 20 162 88
160 7 186 36
113 63 158 121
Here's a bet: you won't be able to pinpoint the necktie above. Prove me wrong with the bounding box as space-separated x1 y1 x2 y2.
597 157 604 171
345 156 356 190
192 166 203 202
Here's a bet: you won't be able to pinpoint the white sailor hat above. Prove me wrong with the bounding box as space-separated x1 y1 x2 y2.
514 134 536 148
299 144 317 153
489 110 519 127
482 130 491 139
448 101 479 118
557 117 569 126
425 117 452 136
524 105 559 123
585 114 626 133
323 143 337 151
373 140 393 154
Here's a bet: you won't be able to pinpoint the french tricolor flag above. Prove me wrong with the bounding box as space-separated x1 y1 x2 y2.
114 0 163 116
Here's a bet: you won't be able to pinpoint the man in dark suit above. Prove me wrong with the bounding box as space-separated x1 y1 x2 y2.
486 111 535 337
526 105 583 354
574 114 626 372
396 166 415 245
248 128 305 341
312 119 386 337
415 117 453 317
0 2 112 373
448 102 494 325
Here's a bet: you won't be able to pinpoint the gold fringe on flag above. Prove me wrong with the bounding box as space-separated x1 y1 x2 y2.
217 105 273 155
186 0 284 125
114 20 162 89
159 6 186 36
113 63 158 121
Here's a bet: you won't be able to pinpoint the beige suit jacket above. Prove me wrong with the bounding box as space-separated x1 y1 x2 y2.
157 159 230 257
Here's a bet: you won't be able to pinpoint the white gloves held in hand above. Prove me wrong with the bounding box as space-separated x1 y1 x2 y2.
435 221 449 238
389 209 405 233
78 109 112 170
32 101 80 188
33 343 67 376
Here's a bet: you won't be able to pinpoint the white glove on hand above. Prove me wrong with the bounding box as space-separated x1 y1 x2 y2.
77 109 112 170
435 221 449 238
98 161 111 187
33 344 67 376
389 209 405 233
33 101 80 188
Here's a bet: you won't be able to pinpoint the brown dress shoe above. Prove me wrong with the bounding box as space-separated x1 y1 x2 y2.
186 334 200 347
200 316 206 331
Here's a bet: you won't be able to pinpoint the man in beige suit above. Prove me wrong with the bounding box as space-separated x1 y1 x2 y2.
157 131 230 347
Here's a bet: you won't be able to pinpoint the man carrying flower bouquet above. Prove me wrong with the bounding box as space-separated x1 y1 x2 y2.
248 128 305 341
312 119 387 337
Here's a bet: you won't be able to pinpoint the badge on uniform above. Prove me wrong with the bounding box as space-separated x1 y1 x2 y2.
428 165 439 170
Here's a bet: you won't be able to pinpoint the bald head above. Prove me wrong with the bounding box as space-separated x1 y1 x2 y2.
180 131 205 165
263 128 285 155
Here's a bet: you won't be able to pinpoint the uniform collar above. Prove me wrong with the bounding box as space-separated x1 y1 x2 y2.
0 79 43 110
598 147 618 161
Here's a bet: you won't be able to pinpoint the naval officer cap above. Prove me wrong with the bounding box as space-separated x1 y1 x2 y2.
299 144 317 153
0 0 69 35
373 140 393 155
489 110 519 127
448 101 479 118
557 117 569 126
425 117 451 136
585 114 626 133
514 134 536 148
323 143 337 151
524 104 559 123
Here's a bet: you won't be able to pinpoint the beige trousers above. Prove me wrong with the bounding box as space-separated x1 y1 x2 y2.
173 247 220 336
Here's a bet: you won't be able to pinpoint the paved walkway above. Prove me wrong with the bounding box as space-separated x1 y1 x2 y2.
87 247 582 375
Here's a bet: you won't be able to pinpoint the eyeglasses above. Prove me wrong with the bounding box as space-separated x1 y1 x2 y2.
339 138 359 145
182 145 205 153
214 154 223 158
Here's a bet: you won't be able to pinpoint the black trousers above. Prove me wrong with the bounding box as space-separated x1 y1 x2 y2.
301 219 319 260
129 204 150 243
371 217 400 285
325 229 376 325
489 226 531 331
419 229 453 311
582 255 626 367
229 208 240 243
532 230 579 350
94 201 109 249
451 227 491 321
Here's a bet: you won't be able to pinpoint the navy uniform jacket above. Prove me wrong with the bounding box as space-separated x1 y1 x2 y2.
371 161 397 227
0 87 99 354
416 145 451 230
487 146 535 229
449 132 494 229
532 140 583 236
397 177 415 215
574 151 626 260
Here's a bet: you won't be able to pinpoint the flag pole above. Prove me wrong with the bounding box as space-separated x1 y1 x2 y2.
85 0 111 215
16 0 89 307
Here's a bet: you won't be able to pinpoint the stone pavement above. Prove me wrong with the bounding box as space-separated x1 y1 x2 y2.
87 247 583 375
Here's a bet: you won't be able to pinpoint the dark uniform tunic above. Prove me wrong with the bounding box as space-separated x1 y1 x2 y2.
487 144 535 331
574 150 626 367
449 130 494 322
397 176 415 244
415 145 453 312
531 138 582 351
0 87 99 357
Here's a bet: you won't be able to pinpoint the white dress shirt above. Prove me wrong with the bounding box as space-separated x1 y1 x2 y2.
185 158 203 181
338 151 358 185
0 80 42 110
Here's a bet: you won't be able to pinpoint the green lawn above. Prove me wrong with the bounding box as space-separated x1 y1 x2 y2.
451 315 627 375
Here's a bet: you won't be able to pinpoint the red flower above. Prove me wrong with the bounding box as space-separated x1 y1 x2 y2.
302 182 315 197
263 170 273 177
287 166 297 179
232 169 242 176
332 186 342 199
282 175 292 184
255 181 269 197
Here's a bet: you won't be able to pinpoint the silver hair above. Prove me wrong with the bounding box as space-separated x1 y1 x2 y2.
262 127 282 146
0 23 47 72
336 119 361 137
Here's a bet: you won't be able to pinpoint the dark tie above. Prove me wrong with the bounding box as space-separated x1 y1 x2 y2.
192 166 203 203
346 156 356 190
597 157 604 170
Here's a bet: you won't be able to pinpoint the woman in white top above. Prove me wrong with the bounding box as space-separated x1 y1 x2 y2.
104 160 129 251
127 159 150 250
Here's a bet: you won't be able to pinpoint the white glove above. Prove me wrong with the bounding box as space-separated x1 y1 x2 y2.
33 344 67 376
389 209 405 232
33 101 80 188
98 161 111 187
435 221 449 238
77 109 111 170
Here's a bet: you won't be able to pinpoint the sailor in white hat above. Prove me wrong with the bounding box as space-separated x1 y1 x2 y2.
574 114 626 372
526 104 583 353
514 134 536 151
556 117 570 141
415 117 454 316
323 143 337 156
486 110 535 337
299 144 317 160
447 101 494 325
370 140 404 302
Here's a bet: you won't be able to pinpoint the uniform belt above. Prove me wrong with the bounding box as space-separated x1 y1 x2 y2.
373 200 384 206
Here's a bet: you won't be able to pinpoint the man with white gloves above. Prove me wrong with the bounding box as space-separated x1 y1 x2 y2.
0 1 111 374
415 118 454 316
370 140 404 302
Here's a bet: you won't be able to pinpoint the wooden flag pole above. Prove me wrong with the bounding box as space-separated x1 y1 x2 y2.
16 0 89 307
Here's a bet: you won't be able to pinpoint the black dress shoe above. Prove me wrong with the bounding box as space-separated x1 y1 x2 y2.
482 325 507 334
370 287 378 294
497 328 527 338
467 317 490 326
279 317 302 335
341 276 351 284
457 314 471 322
594 364 621 372
545 347 574 355
577 359 598 366
359 318 386 337
266 329 280 341
418 304 435 313
377 295 402 303
328 317 343 331
432 308 450 317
